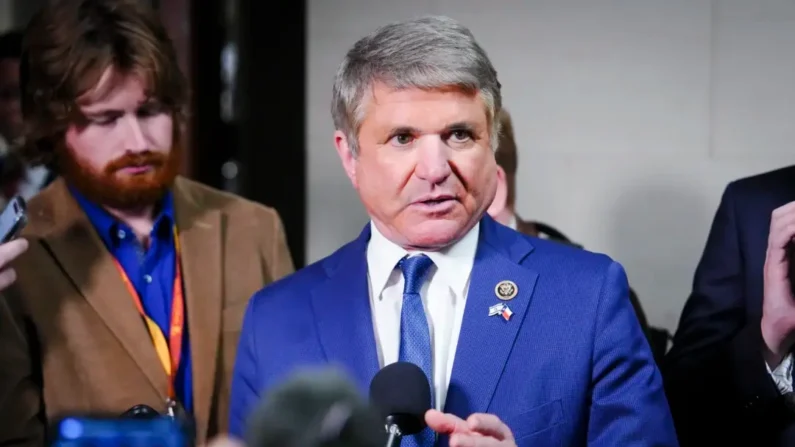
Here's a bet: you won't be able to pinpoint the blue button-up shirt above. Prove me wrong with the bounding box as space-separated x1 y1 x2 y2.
71 187 193 413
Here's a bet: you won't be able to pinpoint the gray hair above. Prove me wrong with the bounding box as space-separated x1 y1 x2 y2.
331 15 502 155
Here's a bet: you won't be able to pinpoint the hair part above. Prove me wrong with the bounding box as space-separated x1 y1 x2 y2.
19 0 188 166
331 15 502 155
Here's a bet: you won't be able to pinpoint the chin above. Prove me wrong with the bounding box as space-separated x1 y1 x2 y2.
403 219 472 249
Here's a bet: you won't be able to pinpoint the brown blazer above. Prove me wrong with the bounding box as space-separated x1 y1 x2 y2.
0 177 294 446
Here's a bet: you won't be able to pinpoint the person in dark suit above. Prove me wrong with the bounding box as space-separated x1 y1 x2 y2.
229 15 676 447
664 165 795 446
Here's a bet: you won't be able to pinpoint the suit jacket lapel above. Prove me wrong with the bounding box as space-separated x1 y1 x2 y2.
172 178 222 440
444 216 538 418
38 179 169 398
310 226 380 393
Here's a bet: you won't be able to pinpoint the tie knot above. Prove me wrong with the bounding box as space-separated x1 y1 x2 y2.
399 254 434 296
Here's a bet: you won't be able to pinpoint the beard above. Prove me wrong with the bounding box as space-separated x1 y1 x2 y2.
57 141 181 210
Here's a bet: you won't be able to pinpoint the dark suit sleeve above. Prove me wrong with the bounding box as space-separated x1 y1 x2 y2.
663 184 789 445
587 261 678 446
228 297 261 440
0 294 43 446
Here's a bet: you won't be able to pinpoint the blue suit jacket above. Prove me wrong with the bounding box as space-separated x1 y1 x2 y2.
230 216 677 446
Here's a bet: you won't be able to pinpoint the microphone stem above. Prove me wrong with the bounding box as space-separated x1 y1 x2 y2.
385 424 402 447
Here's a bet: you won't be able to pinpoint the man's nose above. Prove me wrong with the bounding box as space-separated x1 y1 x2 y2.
122 115 148 151
414 136 452 184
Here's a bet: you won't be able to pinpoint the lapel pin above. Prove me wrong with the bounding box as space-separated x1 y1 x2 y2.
488 302 514 321
495 280 518 301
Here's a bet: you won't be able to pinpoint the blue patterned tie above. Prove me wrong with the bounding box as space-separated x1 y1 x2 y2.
398 254 435 447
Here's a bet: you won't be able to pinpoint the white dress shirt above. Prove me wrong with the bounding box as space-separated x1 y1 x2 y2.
767 353 794 394
366 221 479 410
506 214 517 231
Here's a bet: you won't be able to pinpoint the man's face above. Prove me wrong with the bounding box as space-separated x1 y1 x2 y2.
335 82 497 250
62 67 179 210
0 58 22 142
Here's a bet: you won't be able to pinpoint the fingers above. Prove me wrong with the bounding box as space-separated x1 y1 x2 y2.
0 240 27 292
466 413 515 442
0 239 28 269
203 436 245 447
429 412 516 447
426 409 469 435
769 203 795 247
0 268 16 292
766 205 795 273
449 433 510 447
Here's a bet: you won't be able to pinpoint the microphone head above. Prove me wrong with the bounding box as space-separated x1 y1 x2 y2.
369 362 432 436
246 367 385 447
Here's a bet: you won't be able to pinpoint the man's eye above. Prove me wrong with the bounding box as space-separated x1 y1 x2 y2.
449 130 473 143
390 134 414 146
138 103 165 117
92 117 118 126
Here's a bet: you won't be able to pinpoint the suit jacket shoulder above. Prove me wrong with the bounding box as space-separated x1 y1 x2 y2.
174 177 284 230
725 165 795 209
173 177 295 282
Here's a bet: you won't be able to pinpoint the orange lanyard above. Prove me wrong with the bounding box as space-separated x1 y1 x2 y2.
111 226 185 399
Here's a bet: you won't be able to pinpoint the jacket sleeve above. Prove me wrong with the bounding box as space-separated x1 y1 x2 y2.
586 261 678 446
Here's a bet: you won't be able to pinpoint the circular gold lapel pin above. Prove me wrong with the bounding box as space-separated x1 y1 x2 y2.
495 280 518 301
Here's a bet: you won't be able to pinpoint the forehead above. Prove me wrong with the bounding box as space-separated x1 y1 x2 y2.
78 67 149 113
362 82 488 130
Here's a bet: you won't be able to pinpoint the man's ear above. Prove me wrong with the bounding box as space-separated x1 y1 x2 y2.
487 165 508 219
334 130 358 189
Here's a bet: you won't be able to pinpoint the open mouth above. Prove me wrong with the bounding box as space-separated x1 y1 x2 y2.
118 165 155 175
421 197 453 205
413 195 457 211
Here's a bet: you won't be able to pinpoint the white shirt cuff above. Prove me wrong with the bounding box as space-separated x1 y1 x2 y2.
766 353 794 394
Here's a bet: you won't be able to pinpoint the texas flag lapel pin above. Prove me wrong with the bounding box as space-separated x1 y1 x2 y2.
488 302 514 322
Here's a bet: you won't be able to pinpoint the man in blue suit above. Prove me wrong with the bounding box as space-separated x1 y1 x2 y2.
665 166 795 446
229 15 676 446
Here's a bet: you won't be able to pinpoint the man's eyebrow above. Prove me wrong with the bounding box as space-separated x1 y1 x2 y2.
386 126 422 135
445 121 477 131
82 108 123 118
82 99 161 117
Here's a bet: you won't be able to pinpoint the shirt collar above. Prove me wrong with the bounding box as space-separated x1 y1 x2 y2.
506 213 518 230
366 221 480 299
69 185 176 248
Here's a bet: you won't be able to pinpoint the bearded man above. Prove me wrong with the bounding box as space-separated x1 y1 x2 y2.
0 1 294 445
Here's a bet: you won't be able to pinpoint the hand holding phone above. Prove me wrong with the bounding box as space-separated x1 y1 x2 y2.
0 196 27 244
0 239 27 292
0 196 28 292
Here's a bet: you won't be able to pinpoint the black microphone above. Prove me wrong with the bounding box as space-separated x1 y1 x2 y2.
369 362 432 447
245 367 385 447
120 404 160 419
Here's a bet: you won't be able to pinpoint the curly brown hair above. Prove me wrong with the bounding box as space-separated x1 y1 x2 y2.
19 0 188 166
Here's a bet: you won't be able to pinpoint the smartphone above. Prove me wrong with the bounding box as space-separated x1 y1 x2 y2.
0 195 26 243
49 416 189 447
